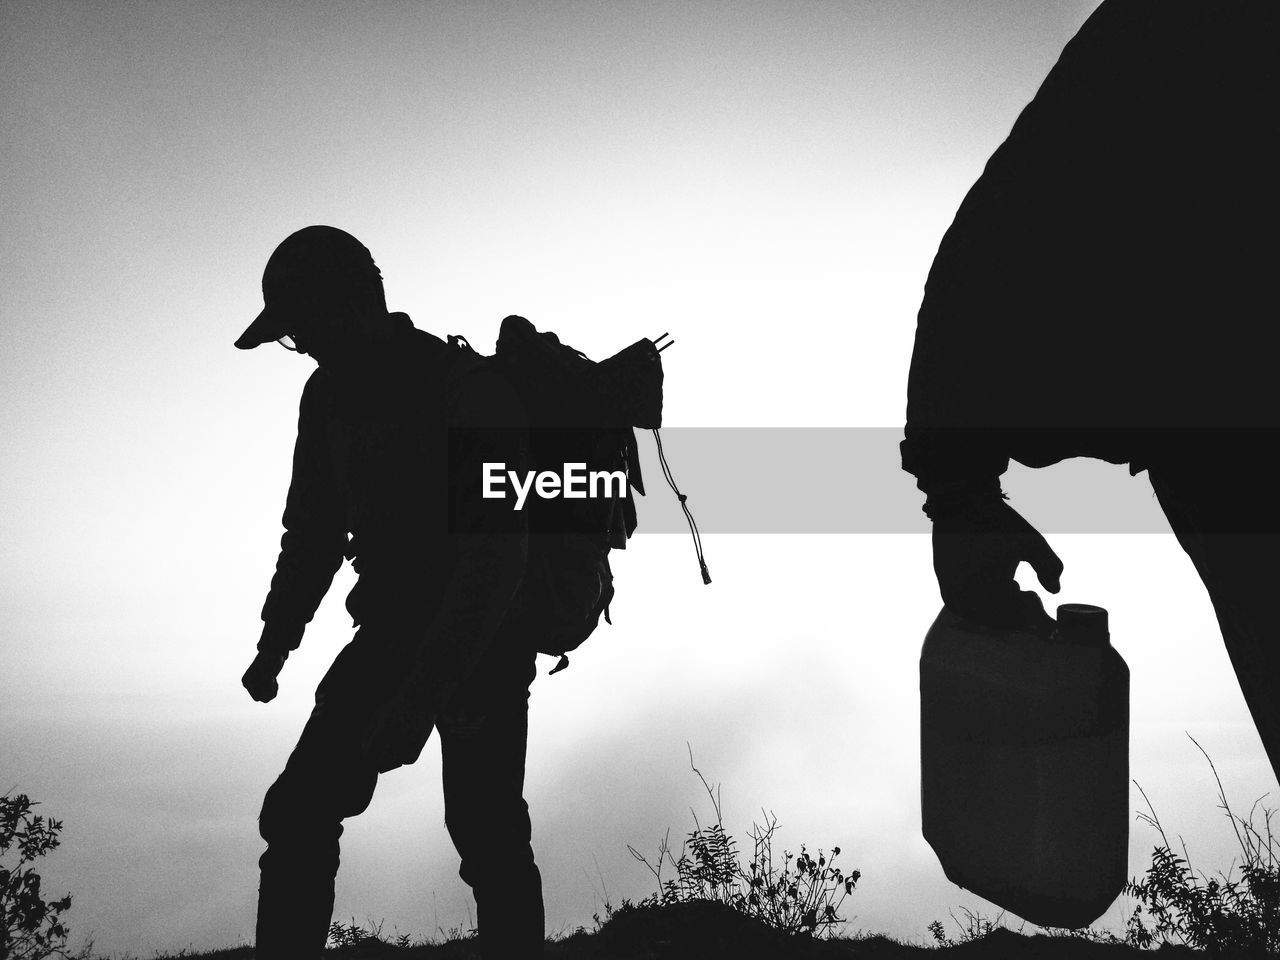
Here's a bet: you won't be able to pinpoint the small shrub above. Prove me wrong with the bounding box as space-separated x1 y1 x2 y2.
326 914 474 951
327 917 385 948
627 747 859 938
926 907 1012 946
1038 922 1126 945
1124 735 1279 955
1 792 75 960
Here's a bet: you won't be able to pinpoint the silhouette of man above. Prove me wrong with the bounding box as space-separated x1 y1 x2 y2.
903 1 1280 777
235 225 543 957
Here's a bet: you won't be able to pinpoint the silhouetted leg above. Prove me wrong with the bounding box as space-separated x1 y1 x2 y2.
255 632 395 958
439 633 543 959
1150 460 1280 780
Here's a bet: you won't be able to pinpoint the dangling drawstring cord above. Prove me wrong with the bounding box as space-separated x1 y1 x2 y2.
652 428 711 585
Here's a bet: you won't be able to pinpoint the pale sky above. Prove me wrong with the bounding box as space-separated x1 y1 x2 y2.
3 1 1276 955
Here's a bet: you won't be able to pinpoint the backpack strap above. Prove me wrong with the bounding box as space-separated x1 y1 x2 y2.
652 428 711 585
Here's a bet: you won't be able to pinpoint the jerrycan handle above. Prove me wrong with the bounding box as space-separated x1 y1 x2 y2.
1053 603 1110 647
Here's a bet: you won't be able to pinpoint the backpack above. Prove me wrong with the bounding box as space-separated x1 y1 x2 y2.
455 314 709 673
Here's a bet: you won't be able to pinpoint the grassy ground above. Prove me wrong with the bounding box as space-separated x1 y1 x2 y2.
142 901 1204 960
18 746 1276 959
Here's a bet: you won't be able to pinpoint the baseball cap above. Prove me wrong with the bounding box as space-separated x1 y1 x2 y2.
234 225 383 349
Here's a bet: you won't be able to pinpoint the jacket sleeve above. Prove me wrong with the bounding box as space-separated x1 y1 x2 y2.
400 369 529 707
258 373 348 652
901 0 1164 495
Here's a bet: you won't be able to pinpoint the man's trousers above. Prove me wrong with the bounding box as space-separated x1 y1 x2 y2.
254 621 544 958
1149 452 1280 780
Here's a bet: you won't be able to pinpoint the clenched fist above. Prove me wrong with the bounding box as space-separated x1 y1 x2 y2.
242 649 288 703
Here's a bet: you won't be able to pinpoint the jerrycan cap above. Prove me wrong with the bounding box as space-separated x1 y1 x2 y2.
1055 603 1109 646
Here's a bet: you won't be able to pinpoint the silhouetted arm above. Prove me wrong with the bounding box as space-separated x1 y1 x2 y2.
257 372 347 654
899 3 1166 623
361 370 528 771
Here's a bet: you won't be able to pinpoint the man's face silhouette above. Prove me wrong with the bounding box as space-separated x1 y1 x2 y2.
282 296 381 373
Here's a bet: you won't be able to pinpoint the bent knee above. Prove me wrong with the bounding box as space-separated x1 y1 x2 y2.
258 776 342 845
258 778 296 843
447 803 533 861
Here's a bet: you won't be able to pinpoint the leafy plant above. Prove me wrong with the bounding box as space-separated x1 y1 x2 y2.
326 914 477 952
327 916 387 948
627 748 859 938
926 907 1011 946
1 792 75 960
1123 735 1279 955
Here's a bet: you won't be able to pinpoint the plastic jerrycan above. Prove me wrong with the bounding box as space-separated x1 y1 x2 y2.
920 602 1129 928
